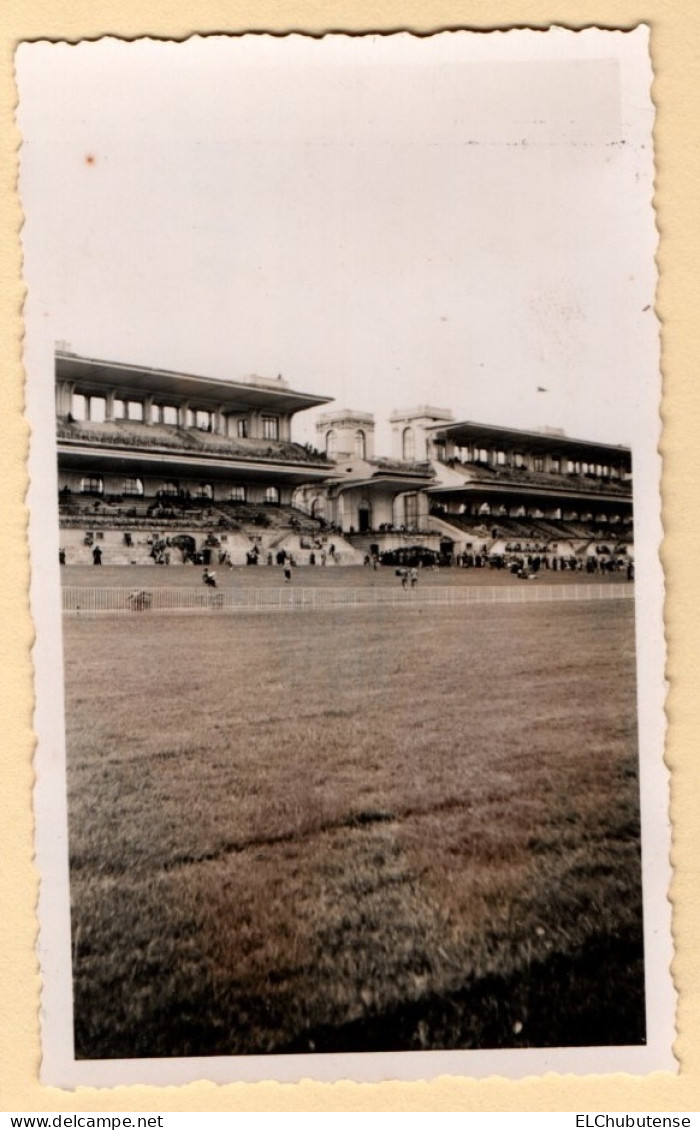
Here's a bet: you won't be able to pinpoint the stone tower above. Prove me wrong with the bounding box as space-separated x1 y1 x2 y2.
316 409 375 463
389 406 454 462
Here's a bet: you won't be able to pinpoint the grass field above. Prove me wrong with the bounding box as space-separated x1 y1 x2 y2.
61 562 631 589
64 597 644 1059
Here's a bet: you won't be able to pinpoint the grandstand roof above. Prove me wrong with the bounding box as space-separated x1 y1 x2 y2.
330 474 435 494
332 461 434 488
56 352 332 415
427 480 632 505
427 419 631 461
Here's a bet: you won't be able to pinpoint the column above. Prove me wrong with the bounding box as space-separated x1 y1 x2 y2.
56 381 74 416
213 404 225 435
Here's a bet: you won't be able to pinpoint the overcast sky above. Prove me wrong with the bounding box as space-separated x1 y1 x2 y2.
17 29 656 453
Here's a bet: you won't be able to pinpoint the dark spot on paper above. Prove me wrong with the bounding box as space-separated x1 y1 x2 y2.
85 153 96 166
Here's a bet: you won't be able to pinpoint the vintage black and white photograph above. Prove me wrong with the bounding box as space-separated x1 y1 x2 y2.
17 29 672 1085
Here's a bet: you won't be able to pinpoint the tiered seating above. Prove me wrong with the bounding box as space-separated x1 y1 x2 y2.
430 509 632 548
430 512 498 538
445 459 631 497
58 419 330 465
58 491 227 530
57 491 327 541
211 501 324 536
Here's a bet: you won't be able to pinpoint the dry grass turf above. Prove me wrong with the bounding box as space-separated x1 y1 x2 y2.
61 561 631 589
64 599 644 1058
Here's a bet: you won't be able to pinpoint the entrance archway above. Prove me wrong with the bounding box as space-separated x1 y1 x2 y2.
170 534 196 563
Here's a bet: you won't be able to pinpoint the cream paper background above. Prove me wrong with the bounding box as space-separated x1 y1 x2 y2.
1 0 696 1113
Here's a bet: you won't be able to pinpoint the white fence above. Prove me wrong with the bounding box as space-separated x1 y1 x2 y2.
62 583 635 615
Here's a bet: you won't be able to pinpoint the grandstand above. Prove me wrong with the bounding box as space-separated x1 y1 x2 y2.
293 407 443 560
55 350 363 565
55 351 633 569
422 418 633 562
294 408 633 567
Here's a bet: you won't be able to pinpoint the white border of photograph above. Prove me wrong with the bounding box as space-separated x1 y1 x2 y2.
18 26 674 1086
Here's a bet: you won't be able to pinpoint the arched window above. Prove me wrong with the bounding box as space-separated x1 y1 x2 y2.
265 486 280 505
311 496 326 520
402 427 415 461
355 429 366 459
229 485 246 502
122 476 144 496
325 430 336 458
197 483 214 499
80 474 103 495
162 480 179 496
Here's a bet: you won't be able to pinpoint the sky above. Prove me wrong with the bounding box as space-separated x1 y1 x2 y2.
16 29 657 454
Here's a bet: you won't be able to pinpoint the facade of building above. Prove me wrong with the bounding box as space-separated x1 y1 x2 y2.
297 409 633 563
55 350 633 567
294 409 437 550
424 418 632 553
56 350 335 504
55 351 364 565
